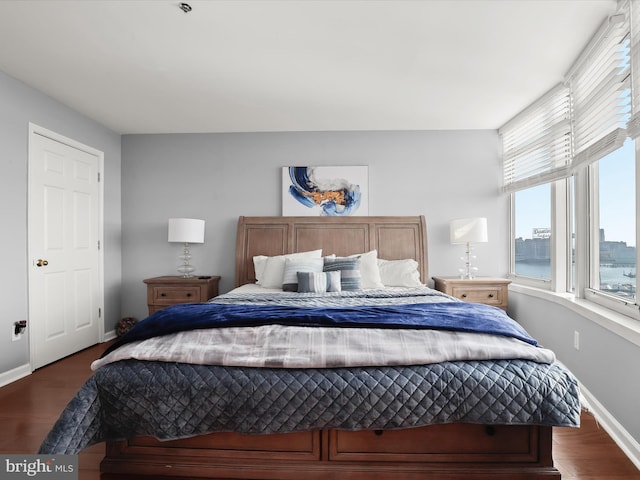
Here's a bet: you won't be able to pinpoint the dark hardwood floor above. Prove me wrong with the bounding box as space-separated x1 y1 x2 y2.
1 342 638 479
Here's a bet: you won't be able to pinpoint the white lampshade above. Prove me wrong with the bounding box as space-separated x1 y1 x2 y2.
168 218 205 244
168 218 205 278
450 217 488 244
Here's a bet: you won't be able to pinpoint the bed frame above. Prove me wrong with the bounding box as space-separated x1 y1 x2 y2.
101 215 561 479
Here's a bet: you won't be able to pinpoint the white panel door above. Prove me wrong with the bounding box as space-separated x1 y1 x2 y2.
28 129 102 369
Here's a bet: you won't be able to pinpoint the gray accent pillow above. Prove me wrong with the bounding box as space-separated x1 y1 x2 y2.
323 257 361 290
297 271 342 293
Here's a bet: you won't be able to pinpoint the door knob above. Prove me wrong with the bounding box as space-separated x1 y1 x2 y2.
36 259 49 267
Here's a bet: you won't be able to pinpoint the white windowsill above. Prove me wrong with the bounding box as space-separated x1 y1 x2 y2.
509 283 640 348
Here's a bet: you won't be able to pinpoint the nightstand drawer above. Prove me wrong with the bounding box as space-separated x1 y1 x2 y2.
450 286 503 307
151 286 201 305
432 277 511 310
144 276 220 316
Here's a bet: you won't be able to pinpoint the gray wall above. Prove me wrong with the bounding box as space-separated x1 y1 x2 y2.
121 130 507 319
509 292 640 447
0 70 122 373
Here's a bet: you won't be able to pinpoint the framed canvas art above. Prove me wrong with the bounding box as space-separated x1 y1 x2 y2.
282 166 369 216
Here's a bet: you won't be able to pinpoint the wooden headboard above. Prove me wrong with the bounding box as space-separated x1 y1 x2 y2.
235 216 428 287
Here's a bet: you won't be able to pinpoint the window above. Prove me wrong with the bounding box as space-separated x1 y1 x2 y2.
569 176 576 292
513 184 551 281
590 139 636 303
502 0 640 320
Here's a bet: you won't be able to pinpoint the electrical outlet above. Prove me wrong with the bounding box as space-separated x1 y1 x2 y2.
573 330 580 350
12 320 27 341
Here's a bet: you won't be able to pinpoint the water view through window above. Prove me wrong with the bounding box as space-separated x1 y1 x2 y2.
596 140 636 300
514 141 636 302
514 184 551 280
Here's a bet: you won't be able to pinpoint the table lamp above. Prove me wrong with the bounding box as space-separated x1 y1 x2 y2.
450 217 488 279
168 218 205 278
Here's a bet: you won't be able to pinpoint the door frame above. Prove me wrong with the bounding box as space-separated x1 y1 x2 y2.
27 123 105 371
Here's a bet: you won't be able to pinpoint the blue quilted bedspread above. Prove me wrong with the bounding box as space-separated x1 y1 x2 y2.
39 359 580 455
38 288 580 455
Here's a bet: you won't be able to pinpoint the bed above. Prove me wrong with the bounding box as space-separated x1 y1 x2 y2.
40 215 580 479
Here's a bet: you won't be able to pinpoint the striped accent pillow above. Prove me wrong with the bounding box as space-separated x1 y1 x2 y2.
282 258 324 291
297 271 342 293
323 257 361 290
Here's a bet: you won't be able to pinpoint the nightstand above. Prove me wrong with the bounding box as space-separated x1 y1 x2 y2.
432 276 511 310
143 276 220 315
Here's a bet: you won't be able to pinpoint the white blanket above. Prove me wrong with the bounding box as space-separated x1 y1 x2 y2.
93 324 555 370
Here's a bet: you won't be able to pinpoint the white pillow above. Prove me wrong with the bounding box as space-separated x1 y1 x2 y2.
377 258 423 287
260 249 323 289
253 255 269 284
282 257 324 291
350 250 384 289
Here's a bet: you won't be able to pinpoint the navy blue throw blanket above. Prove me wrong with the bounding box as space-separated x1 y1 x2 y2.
103 302 537 358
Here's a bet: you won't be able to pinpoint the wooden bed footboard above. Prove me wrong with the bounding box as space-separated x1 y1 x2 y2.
101 424 560 479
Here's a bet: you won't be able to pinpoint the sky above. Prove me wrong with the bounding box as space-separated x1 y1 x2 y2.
599 139 635 246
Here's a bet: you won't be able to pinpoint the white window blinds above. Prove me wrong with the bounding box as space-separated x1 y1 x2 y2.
502 0 632 192
628 0 640 137
500 84 572 193
569 7 630 167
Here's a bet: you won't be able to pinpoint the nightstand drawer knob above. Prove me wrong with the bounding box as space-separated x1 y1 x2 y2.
160 293 166 297
488 293 494 298
461 293 467 298
186 293 192 297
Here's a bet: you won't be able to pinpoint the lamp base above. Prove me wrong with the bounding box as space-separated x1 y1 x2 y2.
177 265 196 278
177 243 196 278
458 241 479 279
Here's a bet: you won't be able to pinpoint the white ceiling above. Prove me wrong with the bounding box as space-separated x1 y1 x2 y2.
0 0 617 134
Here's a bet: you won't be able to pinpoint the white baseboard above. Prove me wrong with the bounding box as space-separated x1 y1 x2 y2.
1 335 116 389
578 381 640 470
0 363 31 388
103 329 117 342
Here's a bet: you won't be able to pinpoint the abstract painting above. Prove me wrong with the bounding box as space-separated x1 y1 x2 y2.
282 166 369 216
